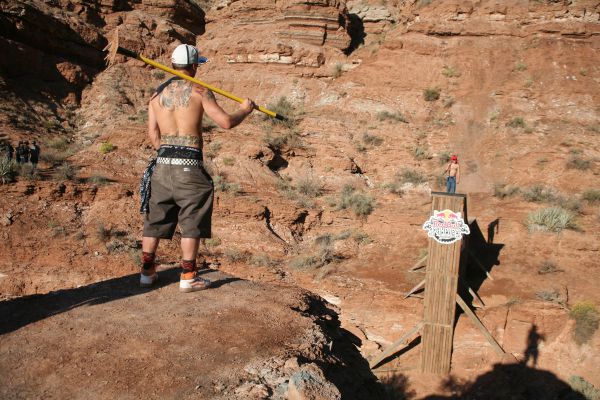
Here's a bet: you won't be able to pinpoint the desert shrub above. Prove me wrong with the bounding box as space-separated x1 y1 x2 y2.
438 151 451 165
506 117 526 128
423 87 441 101
152 70 166 80
332 62 343 78
296 175 323 198
567 155 591 171
47 137 69 151
263 96 300 129
586 124 600 134
222 156 235 166
538 260 562 275
493 183 520 199
89 173 110 186
442 65 461 78
582 189 600 203
527 207 577 233
569 376 600 400
264 131 303 151
18 163 40 181
96 222 110 242
335 185 375 218
536 290 561 304
0 156 17 184
213 176 241 195
377 111 407 123
205 140 222 159
290 239 339 270
355 142 368 153
570 302 600 345
250 254 277 267
412 146 431 160
362 132 383 147
204 237 221 247
396 168 427 185
99 142 115 154
522 185 558 203
352 231 371 245
53 162 76 181
381 181 404 196
515 60 527 71
417 0 432 7
224 248 251 263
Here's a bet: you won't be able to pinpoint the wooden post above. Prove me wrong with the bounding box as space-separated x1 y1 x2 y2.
420 193 467 374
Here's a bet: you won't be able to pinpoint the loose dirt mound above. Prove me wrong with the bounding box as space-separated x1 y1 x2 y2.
0 269 383 399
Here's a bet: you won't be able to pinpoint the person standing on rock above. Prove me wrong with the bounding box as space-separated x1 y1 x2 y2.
140 44 256 291
29 141 40 168
444 154 460 194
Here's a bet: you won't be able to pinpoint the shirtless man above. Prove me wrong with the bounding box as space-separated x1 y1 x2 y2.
444 154 460 194
140 44 255 291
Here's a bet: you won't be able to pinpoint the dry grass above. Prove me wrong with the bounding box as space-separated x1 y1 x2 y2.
570 302 600 345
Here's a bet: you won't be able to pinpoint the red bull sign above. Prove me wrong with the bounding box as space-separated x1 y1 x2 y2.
422 209 470 244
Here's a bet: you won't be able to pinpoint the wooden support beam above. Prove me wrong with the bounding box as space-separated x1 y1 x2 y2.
409 255 428 271
403 279 426 299
455 294 505 356
369 322 423 369
468 249 494 281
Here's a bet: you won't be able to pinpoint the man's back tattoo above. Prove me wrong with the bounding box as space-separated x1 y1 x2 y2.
159 80 193 109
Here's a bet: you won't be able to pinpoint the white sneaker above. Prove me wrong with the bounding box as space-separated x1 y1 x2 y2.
179 275 211 292
140 272 158 288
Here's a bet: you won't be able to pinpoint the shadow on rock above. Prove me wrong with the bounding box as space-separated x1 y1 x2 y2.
0 268 239 335
423 362 586 400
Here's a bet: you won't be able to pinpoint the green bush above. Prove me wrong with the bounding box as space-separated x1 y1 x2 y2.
570 302 600 345
538 260 562 275
332 62 343 79
250 254 277 267
89 173 110 186
205 141 222 159
381 181 404 196
527 207 577 233
99 142 115 154
423 87 441 101
264 131 303 151
222 156 235 166
213 174 241 195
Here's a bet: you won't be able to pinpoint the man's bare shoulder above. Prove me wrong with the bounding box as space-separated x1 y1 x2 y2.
194 86 216 101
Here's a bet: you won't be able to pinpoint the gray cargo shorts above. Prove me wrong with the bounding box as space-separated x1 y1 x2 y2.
143 158 214 239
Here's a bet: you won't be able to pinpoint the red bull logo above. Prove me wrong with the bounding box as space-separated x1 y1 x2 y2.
423 209 470 244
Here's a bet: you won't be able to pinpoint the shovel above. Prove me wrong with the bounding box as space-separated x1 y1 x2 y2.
103 28 286 121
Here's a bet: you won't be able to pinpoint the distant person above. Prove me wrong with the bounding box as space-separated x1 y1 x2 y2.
139 44 256 292
445 154 460 194
22 141 30 163
29 141 40 168
15 141 24 164
6 141 14 161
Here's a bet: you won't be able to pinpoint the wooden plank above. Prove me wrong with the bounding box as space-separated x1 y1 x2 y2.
455 294 505 356
420 193 465 375
370 322 424 369
403 279 426 299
